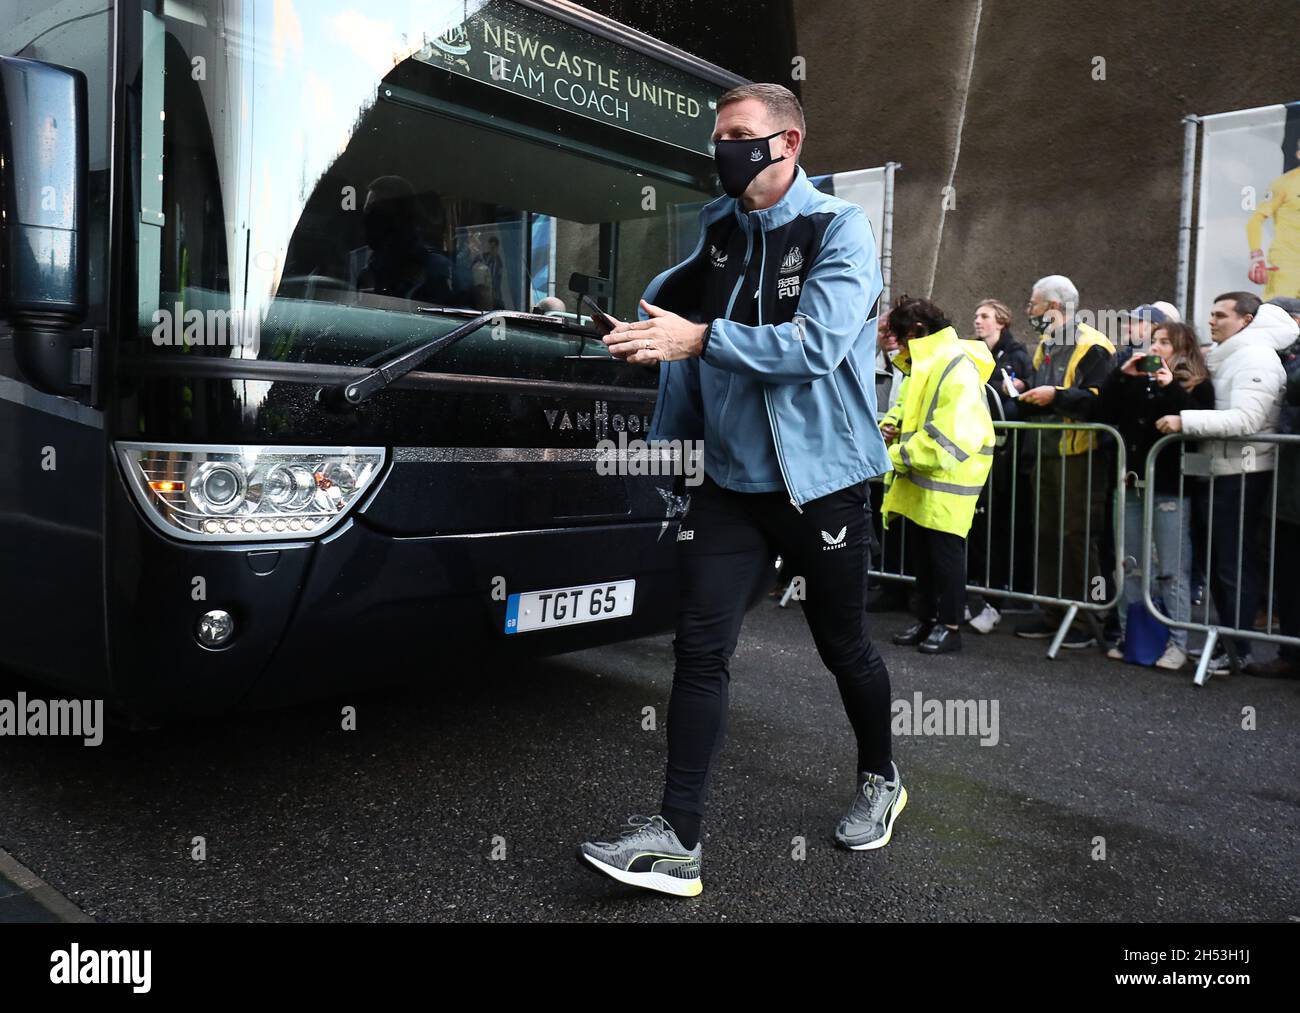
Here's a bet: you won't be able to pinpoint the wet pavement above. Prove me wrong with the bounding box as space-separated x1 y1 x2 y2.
0 597 1297 922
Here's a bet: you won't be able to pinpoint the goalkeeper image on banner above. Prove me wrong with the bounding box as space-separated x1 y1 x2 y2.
1247 102 1300 300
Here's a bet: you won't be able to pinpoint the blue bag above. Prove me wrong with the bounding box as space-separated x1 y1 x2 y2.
1124 599 1170 666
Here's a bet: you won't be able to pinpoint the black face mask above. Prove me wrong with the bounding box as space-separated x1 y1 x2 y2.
714 130 788 198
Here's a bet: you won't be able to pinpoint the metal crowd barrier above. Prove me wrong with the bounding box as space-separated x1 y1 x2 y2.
862 419 1127 659
1142 432 1300 686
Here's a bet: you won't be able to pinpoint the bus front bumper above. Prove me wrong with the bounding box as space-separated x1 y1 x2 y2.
107 498 681 718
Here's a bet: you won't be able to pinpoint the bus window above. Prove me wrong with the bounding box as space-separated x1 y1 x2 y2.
1 0 745 715
137 0 721 393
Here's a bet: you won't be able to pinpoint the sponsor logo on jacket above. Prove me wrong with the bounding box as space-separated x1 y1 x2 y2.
821 525 847 550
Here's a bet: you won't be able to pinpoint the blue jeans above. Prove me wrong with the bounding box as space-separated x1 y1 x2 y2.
1119 488 1192 650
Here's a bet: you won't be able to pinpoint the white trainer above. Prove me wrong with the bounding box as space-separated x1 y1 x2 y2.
1155 643 1188 671
968 603 1001 635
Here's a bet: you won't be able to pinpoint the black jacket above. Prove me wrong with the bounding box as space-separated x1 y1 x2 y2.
1281 338 1300 435
1092 370 1215 494
1280 343 1300 523
988 329 1031 408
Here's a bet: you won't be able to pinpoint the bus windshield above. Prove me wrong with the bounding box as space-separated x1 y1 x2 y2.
137 0 724 370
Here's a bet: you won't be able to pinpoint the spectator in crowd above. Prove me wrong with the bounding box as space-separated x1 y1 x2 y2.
877 313 905 406
1257 295 1300 348
1244 295 1300 678
1156 294 1294 674
1108 301 1184 631
1014 274 1117 648
1102 300 1181 638
1093 322 1214 670
1186 295 1276 610
966 299 1031 632
876 314 905 430
1268 295 1300 326
975 298 1032 397
1117 302 1180 366
880 297 996 655
867 315 912 613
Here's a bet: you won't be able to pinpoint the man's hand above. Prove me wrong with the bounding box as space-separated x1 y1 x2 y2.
880 422 899 443
1021 385 1058 406
604 300 708 364
1156 414 1183 434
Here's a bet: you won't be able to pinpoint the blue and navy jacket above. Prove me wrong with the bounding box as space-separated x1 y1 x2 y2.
645 165 891 507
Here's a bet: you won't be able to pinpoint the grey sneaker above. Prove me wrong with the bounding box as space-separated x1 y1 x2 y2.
1206 650 1249 676
835 762 908 850
577 815 703 897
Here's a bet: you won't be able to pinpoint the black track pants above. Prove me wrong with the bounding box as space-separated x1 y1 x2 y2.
661 475 893 824
910 523 968 626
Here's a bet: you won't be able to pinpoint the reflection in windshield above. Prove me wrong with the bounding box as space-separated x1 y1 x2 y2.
143 0 717 373
348 175 476 306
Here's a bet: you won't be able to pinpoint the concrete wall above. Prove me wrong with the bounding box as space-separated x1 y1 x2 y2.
580 0 1293 339
792 0 1297 338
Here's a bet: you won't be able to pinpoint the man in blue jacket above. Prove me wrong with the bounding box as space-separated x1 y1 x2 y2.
576 84 902 898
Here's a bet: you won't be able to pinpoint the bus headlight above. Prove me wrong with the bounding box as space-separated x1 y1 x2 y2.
190 462 247 515
115 443 386 542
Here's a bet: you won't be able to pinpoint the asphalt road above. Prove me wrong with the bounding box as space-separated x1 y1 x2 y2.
1 599 1297 922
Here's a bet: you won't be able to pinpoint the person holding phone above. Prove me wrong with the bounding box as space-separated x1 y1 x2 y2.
1091 322 1213 670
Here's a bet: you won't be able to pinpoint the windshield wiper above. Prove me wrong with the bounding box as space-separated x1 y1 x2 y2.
316 310 573 410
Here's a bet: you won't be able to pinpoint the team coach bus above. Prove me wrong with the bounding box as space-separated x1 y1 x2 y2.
0 0 745 719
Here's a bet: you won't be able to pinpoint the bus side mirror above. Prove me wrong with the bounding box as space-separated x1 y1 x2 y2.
0 55 89 396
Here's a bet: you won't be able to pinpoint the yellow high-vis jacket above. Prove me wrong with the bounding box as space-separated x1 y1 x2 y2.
1028 322 1115 455
881 327 996 536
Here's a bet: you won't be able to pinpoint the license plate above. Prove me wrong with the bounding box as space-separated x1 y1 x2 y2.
504 579 636 635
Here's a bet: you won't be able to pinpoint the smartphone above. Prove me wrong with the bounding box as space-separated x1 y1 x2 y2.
1140 354 1163 374
579 294 619 336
